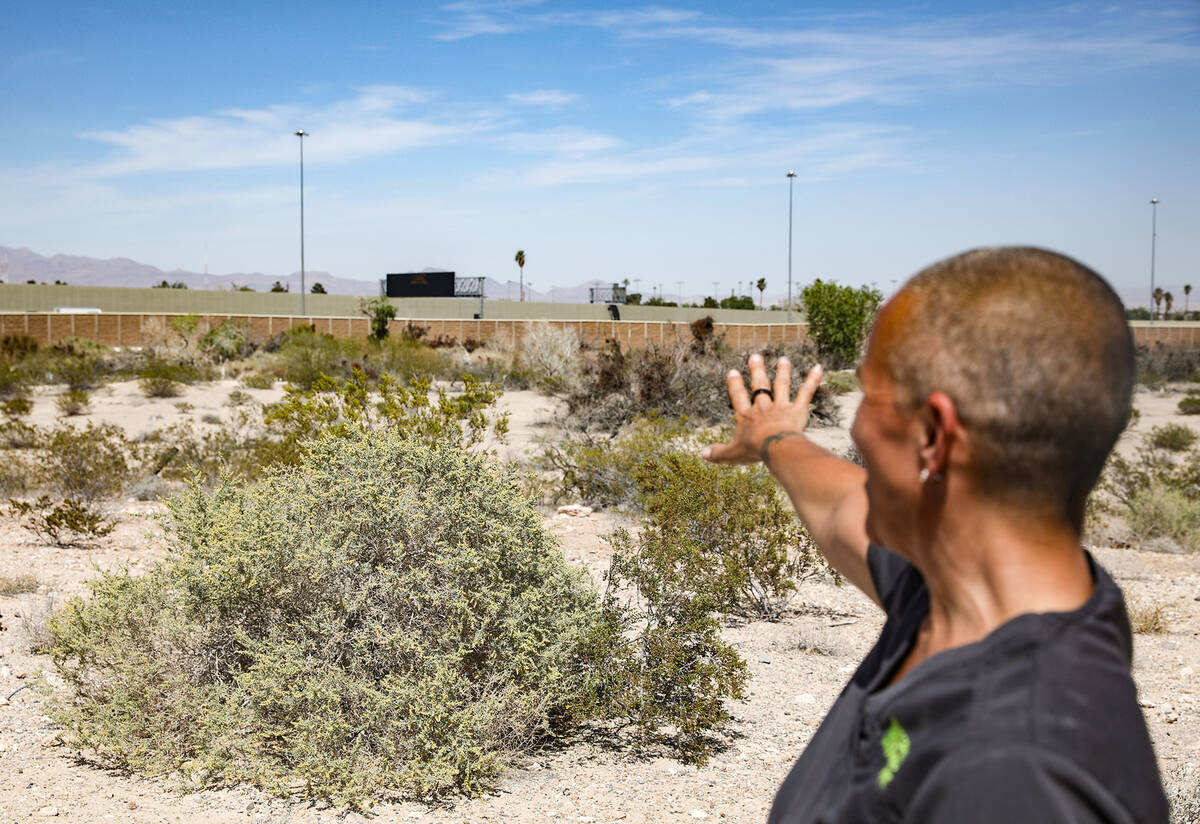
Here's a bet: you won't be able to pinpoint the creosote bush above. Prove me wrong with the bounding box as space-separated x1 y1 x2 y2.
48 431 603 805
628 451 825 618
55 389 90 417
7 496 115 546
1098 448 1200 552
138 356 204 398
1179 392 1200 416
1150 423 1198 452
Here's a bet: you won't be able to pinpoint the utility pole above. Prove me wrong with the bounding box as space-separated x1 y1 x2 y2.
295 130 309 316
676 280 684 304
787 170 797 322
1150 198 1160 324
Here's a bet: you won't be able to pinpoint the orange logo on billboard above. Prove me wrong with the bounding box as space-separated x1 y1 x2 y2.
411 273 428 285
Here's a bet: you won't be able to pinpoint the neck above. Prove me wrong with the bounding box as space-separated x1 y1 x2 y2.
914 499 1093 652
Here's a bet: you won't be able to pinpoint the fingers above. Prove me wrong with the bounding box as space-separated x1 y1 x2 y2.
795 362 824 406
727 369 750 413
701 440 752 465
747 353 770 393
773 356 792 404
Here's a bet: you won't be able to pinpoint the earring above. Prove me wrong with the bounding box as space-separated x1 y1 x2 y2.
919 468 930 483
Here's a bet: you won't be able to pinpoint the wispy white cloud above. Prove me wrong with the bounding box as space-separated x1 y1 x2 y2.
507 89 579 106
80 86 485 176
496 126 620 153
435 2 1200 122
523 153 721 186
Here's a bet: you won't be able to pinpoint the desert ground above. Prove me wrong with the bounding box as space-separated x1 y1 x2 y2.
0 380 1197 822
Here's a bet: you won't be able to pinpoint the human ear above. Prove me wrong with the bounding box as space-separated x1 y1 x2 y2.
919 391 959 477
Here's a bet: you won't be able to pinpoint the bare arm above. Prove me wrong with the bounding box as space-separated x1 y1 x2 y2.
701 355 879 606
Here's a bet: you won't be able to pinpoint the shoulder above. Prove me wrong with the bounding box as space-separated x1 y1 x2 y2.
908 743 1166 824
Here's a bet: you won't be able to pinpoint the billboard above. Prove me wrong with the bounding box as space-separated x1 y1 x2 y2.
385 271 455 298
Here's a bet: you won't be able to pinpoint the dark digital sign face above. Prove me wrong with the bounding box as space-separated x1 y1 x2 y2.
386 272 455 298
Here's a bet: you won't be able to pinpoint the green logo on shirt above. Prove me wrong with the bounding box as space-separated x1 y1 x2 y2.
877 717 910 789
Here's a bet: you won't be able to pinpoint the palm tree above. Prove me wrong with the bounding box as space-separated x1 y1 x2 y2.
756 277 767 310
1186 284 1192 317
1154 287 1164 319
1165 291 1174 318
514 250 526 302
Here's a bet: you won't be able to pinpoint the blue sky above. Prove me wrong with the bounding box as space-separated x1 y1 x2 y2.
3 1 1198 305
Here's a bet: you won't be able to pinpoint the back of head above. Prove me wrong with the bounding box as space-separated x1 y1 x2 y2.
882 247 1133 529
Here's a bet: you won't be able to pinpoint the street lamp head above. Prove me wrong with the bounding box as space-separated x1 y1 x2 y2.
786 171 796 178
1150 198 1159 205
295 130 309 137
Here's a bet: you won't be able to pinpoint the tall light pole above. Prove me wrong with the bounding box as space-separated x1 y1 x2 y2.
295 130 309 316
676 280 683 304
786 171 797 323
1150 198 1160 323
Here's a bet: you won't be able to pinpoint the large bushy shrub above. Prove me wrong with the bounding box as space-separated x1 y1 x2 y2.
5 423 134 545
198 319 252 363
627 451 826 618
544 414 828 615
1098 448 1200 552
540 415 694 508
800 280 883 368
259 368 509 469
48 431 603 805
274 326 366 389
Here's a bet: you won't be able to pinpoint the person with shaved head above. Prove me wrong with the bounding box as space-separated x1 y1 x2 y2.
704 248 1167 823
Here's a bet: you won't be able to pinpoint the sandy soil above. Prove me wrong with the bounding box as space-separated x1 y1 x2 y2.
0 381 1197 822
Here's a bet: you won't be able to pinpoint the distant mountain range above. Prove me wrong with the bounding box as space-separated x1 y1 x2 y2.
0 246 635 304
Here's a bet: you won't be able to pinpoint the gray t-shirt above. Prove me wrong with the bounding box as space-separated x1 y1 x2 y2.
767 545 1167 823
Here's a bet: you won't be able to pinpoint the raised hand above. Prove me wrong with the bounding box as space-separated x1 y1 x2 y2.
701 354 823 465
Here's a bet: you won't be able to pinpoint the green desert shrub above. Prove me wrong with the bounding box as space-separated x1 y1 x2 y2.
258 368 509 470
624 451 825 618
1179 393 1200 415
800 280 883 368
540 415 696 509
239 371 276 390
1 334 39 360
579 562 747 764
275 326 365 389
198 319 250 363
138 356 204 398
50 352 105 391
377 338 453 382
1149 423 1198 452
55 388 90 417
2 396 34 418
1126 482 1200 551
544 415 827 615
35 423 135 502
47 431 603 805
0 419 39 449
7 496 115 547
0 361 29 401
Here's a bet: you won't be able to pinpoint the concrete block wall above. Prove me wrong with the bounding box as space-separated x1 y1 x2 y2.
0 313 808 350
